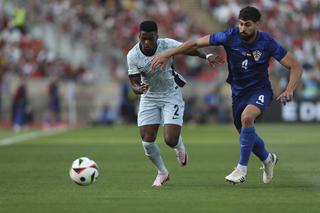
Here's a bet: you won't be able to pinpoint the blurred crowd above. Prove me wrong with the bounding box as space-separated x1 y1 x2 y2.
0 0 319 128
202 0 320 100
25 0 215 79
29 0 224 125
0 0 82 130
0 1 86 80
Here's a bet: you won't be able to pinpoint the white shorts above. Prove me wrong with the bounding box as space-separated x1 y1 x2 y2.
137 92 185 127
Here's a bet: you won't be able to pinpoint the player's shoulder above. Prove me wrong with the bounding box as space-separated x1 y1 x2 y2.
157 38 182 50
223 27 239 37
229 27 239 34
158 38 181 45
258 31 275 42
214 27 239 45
127 42 140 58
256 31 281 50
217 27 239 42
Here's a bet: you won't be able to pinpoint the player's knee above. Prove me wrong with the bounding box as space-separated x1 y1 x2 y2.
141 133 156 142
241 114 254 127
164 135 179 147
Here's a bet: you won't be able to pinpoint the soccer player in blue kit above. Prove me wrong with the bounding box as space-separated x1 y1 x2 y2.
151 6 302 184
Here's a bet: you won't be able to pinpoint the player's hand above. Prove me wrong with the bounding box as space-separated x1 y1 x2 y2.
276 90 293 106
151 53 169 71
207 54 225 67
140 83 149 94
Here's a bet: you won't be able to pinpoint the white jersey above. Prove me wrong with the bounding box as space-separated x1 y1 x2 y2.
127 38 182 98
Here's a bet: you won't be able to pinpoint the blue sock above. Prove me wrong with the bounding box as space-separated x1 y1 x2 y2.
239 127 255 166
252 134 269 161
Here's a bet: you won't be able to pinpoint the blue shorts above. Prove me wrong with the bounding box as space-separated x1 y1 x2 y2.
232 88 273 131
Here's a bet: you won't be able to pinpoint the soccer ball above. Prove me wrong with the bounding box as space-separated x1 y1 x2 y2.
69 157 99 186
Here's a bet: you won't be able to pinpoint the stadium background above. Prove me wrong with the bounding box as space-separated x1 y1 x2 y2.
0 0 319 128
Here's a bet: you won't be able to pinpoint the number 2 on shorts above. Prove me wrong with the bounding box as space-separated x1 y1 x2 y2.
173 104 179 119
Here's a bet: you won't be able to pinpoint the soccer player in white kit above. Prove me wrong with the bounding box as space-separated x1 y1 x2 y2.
127 21 220 187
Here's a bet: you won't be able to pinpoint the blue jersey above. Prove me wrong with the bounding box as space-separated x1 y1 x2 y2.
209 27 287 97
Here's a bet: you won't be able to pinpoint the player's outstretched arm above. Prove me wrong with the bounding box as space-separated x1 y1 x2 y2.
128 74 148 95
151 35 211 70
276 52 302 105
185 48 225 68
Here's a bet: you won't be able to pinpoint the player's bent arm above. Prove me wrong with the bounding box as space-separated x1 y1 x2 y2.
279 52 302 93
185 49 206 59
151 35 212 70
128 74 143 95
185 48 225 67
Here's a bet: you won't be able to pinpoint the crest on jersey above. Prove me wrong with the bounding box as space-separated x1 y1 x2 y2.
252 50 262 61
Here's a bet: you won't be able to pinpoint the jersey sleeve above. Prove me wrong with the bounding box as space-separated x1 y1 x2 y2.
127 51 139 76
209 28 233 46
268 35 288 62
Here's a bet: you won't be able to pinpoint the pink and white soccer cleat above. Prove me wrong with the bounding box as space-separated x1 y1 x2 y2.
175 148 188 167
152 172 170 187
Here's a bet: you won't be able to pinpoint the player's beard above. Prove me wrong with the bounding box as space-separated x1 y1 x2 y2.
239 31 256 42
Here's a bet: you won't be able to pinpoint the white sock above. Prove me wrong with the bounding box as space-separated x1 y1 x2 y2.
236 164 247 174
142 141 168 174
263 153 272 165
173 135 185 151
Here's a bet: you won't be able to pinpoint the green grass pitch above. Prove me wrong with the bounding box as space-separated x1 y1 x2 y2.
0 124 319 213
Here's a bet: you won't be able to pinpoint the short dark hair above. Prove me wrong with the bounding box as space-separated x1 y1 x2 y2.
139 20 158 32
238 6 261 22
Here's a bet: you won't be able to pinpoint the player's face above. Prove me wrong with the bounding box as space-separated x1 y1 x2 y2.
239 20 258 42
139 31 158 55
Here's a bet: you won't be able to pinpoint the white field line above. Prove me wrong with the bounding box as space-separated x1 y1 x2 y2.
0 128 69 146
